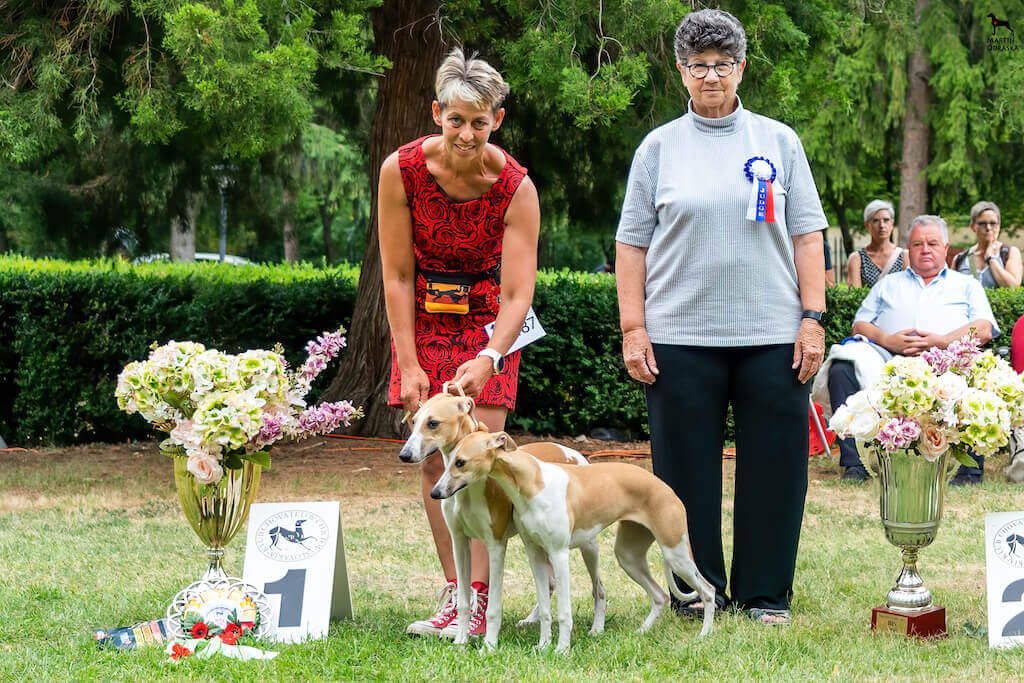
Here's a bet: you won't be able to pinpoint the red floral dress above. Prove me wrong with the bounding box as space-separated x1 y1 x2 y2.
387 135 526 409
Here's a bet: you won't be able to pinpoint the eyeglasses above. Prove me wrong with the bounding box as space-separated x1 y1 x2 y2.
975 221 999 230
682 61 740 79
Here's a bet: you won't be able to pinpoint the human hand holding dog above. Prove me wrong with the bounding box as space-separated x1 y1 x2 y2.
792 319 824 383
622 328 659 384
400 365 430 412
450 356 494 398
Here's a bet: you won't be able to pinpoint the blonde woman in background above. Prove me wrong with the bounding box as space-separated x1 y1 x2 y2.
846 199 907 287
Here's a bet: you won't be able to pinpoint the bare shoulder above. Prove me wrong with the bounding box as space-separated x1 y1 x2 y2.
508 174 538 206
379 151 403 184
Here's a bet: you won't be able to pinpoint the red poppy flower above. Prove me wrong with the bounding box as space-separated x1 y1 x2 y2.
219 631 240 646
171 643 192 660
223 623 242 638
189 622 208 639
239 621 255 631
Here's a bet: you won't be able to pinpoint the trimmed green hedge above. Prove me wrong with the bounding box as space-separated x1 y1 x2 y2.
1 256 1020 445
0 256 358 445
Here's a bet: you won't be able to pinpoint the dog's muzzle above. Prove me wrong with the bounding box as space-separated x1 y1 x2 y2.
398 445 438 464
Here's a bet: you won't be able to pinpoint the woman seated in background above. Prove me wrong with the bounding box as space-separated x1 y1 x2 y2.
845 199 907 288
953 200 1022 289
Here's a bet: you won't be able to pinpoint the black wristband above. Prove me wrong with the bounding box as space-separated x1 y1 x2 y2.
801 310 825 326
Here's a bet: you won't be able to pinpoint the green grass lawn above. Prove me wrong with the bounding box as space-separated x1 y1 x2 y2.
2 443 1024 680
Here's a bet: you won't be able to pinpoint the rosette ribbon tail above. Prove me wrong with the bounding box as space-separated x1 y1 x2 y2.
746 178 775 222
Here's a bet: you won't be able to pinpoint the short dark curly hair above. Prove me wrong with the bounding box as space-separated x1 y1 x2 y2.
674 9 747 64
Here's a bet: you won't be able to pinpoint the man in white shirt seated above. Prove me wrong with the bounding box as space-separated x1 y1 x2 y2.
828 214 999 484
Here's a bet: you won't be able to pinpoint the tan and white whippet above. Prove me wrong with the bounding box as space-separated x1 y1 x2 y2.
399 392 604 651
432 429 716 652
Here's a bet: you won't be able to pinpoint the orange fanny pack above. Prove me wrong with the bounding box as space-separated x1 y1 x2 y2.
421 268 498 315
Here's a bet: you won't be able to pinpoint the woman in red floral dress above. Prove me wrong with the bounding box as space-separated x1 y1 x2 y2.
378 48 540 639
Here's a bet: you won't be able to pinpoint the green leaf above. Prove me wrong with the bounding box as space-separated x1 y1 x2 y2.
223 453 244 470
950 447 979 468
239 451 271 469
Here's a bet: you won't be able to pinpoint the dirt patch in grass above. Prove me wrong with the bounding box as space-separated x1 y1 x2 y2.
0 436 1008 513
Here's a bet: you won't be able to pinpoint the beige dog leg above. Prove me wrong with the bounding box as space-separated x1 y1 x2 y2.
579 541 606 635
614 520 669 632
661 538 716 638
523 541 553 649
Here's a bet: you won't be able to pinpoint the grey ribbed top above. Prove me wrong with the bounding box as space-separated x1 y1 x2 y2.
616 98 827 346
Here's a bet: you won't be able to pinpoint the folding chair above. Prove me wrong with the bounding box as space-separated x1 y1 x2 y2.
808 395 836 456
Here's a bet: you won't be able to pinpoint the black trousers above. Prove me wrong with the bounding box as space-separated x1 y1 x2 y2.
646 344 809 611
828 360 984 476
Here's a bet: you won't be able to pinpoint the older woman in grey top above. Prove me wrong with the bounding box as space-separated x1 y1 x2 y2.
953 200 1022 288
616 9 827 626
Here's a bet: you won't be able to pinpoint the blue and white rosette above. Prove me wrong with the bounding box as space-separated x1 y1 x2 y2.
744 156 777 223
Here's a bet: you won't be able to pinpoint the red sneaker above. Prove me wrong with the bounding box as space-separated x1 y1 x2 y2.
441 584 488 638
406 580 457 637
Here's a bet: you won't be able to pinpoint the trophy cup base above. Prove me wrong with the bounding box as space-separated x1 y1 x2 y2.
871 605 947 638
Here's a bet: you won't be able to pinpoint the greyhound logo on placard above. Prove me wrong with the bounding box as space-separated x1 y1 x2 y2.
255 509 329 562
993 517 1024 569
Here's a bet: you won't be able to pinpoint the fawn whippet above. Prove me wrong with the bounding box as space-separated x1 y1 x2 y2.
399 392 604 651
432 429 716 652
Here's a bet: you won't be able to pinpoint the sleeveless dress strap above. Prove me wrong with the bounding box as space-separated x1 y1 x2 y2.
397 136 432 206
490 151 528 217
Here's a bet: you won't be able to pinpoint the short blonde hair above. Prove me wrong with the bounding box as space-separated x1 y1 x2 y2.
435 47 509 113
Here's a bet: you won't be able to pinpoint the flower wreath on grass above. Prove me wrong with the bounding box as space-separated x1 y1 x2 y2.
165 605 276 662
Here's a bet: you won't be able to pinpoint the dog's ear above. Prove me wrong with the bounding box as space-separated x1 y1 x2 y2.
492 432 517 452
456 397 474 415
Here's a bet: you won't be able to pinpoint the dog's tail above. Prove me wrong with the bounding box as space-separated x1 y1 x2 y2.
662 557 699 603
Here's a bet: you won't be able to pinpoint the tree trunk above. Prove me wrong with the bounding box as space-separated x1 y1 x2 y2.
320 0 444 437
169 192 198 262
896 0 931 245
319 201 334 266
283 188 299 263
827 195 853 258
0 225 8 253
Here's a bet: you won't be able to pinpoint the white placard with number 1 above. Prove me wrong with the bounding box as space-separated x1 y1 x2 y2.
985 510 1024 648
243 501 353 643
484 305 546 355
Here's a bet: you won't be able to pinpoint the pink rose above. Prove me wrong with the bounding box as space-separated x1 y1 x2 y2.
187 451 224 484
917 423 950 462
934 372 968 404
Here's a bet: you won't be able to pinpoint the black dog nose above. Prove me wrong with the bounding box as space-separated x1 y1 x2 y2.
430 487 443 499
398 448 413 463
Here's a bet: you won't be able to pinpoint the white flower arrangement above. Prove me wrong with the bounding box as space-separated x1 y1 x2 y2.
116 330 362 484
830 333 1024 467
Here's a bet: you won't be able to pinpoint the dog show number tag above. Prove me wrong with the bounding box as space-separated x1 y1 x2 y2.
484 305 546 354
243 501 353 643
